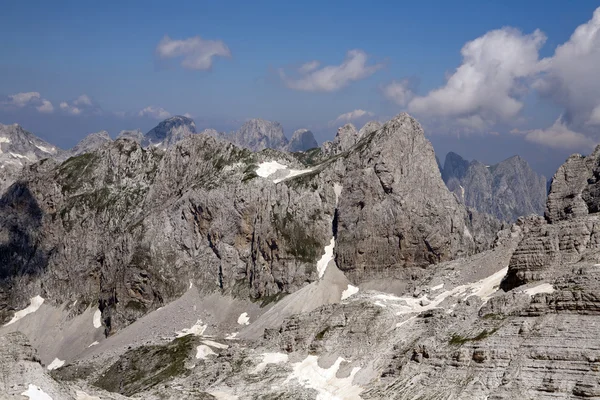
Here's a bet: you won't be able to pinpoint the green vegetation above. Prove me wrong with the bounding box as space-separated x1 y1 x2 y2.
94 335 195 396
273 211 322 262
56 153 99 193
449 328 499 345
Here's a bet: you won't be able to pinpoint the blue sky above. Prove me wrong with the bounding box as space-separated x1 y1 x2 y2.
1 0 600 177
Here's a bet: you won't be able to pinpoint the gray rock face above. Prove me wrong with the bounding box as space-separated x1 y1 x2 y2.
0 113 484 336
285 129 318 152
0 123 62 194
142 116 197 148
117 129 144 143
442 152 547 222
229 118 288 151
67 130 112 157
503 145 600 290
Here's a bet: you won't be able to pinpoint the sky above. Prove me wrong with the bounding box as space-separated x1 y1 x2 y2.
1 0 599 178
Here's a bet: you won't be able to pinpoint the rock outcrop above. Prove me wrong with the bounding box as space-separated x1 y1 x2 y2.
442 152 547 222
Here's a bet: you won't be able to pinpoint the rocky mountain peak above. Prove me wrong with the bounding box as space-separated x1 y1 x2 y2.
285 129 318 152
441 150 547 222
142 115 197 148
232 118 288 151
357 120 382 139
68 130 112 157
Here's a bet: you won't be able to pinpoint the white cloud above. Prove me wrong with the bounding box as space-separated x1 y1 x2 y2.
60 101 82 115
406 28 546 128
534 7 600 129
511 117 596 150
279 49 384 92
330 109 374 126
156 35 231 70
73 94 92 106
382 80 414 107
139 106 171 119
183 112 193 118
4 92 54 113
36 99 54 113
8 92 41 107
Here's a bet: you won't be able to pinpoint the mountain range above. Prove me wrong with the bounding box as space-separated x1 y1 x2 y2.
1 113 600 398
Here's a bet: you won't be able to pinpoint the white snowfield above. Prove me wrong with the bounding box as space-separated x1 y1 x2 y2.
316 238 336 279
21 384 53 400
47 358 65 370
75 390 101 400
196 345 217 359
92 308 102 329
176 319 208 337
4 295 44 326
255 160 313 183
284 355 363 400
523 283 555 296
252 352 289 373
341 284 360 300
87 341 99 348
372 266 509 317
202 340 228 349
35 144 55 154
237 312 250 325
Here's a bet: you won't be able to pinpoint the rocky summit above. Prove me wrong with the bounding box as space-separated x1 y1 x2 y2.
442 152 548 222
0 113 599 399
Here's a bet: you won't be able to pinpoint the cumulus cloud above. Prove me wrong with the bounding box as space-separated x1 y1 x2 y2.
511 117 596 150
279 49 384 92
382 79 414 107
534 7 600 129
138 106 171 119
330 109 374 126
406 28 546 128
60 101 81 115
156 35 231 71
3 92 54 113
73 94 93 106
36 99 54 113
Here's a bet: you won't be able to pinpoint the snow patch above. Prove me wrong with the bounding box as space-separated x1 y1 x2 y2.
176 319 207 337
237 312 250 325
284 355 363 399
431 283 444 291
255 160 313 183
21 385 53 400
209 391 238 400
47 358 65 370
88 341 99 348
225 332 239 340
189 280 193 289
75 391 101 400
373 266 508 315
4 295 44 326
255 161 288 178
202 340 228 349
459 184 465 199
252 352 289 373
334 183 343 205
196 345 217 359
0 136 11 144
463 226 473 240
10 152 31 160
316 237 336 279
523 283 555 296
92 308 102 329
35 144 55 154
341 284 359 300
396 315 417 328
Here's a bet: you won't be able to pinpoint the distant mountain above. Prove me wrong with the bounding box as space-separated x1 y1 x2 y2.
202 118 317 153
285 129 318 152
0 123 62 193
142 116 197 148
67 130 112 157
441 151 547 222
